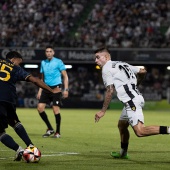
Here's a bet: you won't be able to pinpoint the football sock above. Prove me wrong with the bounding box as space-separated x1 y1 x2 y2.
14 122 33 146
55 113 61 134
167 127 170 134
160 126 169 134
120 142 128 156
0 133 19 151
39 111 53 130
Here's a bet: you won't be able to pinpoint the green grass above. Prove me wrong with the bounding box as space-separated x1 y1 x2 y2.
1 108 170 170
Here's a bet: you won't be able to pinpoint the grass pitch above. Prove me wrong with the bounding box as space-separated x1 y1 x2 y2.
0 108 170 170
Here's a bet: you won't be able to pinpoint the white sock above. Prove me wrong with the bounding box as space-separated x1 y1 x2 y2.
167 127 170 134
120 149 127 156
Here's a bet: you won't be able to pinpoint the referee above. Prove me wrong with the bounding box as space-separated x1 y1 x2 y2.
37 46 69 138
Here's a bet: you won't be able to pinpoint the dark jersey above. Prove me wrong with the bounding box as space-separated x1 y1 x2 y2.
0 59 31 104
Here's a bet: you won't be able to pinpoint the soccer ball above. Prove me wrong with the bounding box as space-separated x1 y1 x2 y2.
22 146 41 163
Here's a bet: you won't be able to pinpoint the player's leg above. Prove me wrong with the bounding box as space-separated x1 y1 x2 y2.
0 102 24 161
37 91 54 137
7 103 33 146
111 95 144 159
111 107 129 159
52 92 62 138
52 105 61 138
38 102 54 137
10 121 34 145
0 109 20 151
118 120 130 156
127 96 170 137
133 121 170 137
0 132 24 161
111 96 144 159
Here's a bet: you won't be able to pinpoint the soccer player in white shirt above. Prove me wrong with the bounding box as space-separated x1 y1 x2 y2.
94 47 170 159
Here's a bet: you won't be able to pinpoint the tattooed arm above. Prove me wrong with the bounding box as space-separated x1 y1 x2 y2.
101 85 115 112
95 84 115 122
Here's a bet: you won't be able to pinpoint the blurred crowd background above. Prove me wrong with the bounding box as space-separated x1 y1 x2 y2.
0 0 170 106
16 64 170 107
1 0 170 48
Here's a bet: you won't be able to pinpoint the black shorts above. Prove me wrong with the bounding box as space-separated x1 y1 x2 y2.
39 85 62 107
0 101 20 133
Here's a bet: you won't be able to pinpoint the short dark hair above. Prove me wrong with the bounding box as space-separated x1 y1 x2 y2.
6 51 23 60
94 46 110 54
46 46 54 50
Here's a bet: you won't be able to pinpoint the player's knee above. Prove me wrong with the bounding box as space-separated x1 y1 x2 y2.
134 129 144 137
37 108 42 113
118 120 129 130
118 125 128 134
8 119 21 128
37 106 44 113
118 124 124 131
135 132 143 137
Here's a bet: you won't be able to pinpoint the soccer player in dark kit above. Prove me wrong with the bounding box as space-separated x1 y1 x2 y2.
0 51 60 161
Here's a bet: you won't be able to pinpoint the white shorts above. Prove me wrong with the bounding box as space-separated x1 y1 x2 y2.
119 95 145 127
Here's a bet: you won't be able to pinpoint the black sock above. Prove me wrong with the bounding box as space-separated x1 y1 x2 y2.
14 123 33 146
160 126 168 134
55 114 61 134
39 111 53 130
121 142 128 151
0 133 19 151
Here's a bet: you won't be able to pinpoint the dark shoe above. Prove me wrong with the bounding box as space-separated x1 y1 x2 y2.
52 133 61 138
14 146 24 161
42 129 54 137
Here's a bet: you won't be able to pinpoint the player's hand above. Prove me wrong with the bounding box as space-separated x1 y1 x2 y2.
36 91 41 100
95 111 105 123
62 91 69 99
52 87 61 93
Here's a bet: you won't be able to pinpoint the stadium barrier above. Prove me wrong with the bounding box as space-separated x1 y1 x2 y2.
0 48 170 64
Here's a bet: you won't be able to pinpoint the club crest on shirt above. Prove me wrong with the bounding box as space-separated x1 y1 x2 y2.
131 106 136 111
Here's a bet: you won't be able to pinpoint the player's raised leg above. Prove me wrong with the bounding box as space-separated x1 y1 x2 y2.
133 121 170 137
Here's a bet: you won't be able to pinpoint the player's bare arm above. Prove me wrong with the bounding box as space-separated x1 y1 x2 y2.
137 68 147 86
62 70 69 98
102 85 114 112
36 74 44 99
27 76 61 94
95 84 114 122
37 88 42 100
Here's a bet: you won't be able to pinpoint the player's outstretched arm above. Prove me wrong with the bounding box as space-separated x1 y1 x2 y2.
27 76 61 93
95 84 114 122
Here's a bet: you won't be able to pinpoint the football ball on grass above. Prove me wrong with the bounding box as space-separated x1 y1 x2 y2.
22 146 41 163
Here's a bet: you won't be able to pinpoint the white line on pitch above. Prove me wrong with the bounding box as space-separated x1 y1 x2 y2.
42 152 80 157
0 152 80 160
